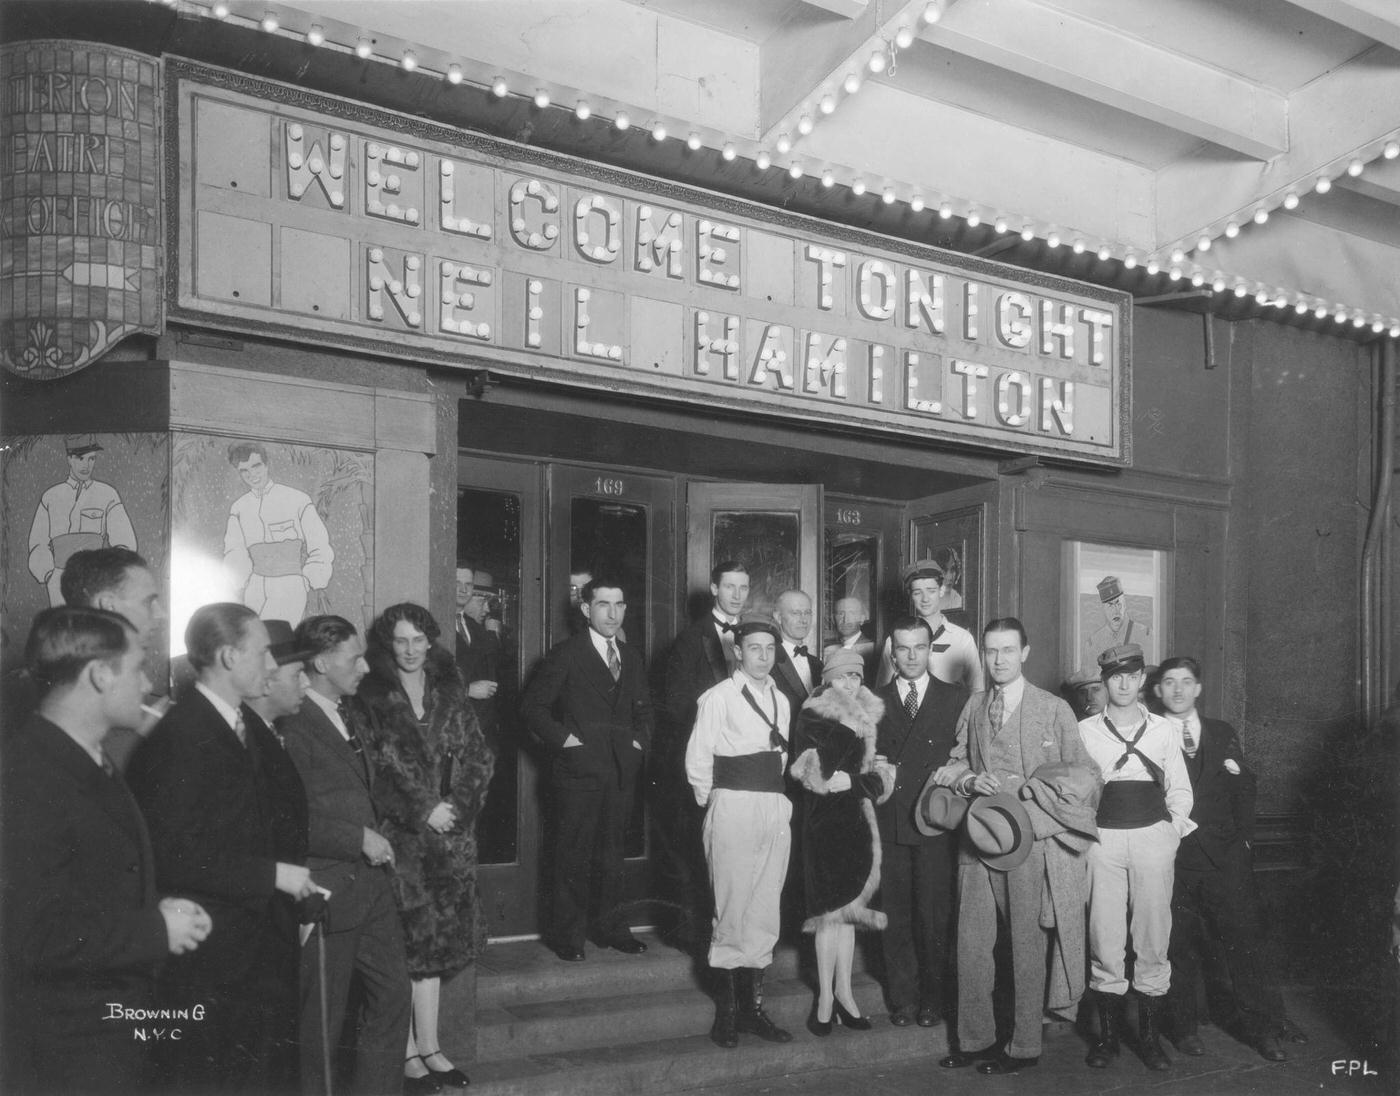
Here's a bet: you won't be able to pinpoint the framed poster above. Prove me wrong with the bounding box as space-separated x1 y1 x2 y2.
910 505 983 634
1064 540 1170 677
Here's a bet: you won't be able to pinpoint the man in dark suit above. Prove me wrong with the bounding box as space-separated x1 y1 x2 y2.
281 616 412 1096
2 607 211 1096
454 565 502 747
874 615 970 1028
1158 656 1300 1062
657 560 750 949
770 589 822 735
524 578 653 961
127 602 318 1094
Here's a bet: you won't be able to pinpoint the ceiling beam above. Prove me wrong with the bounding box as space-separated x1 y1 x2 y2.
1285 0 1400 51
921 0 1287 160
1339 156 1400 208
801 0 869 19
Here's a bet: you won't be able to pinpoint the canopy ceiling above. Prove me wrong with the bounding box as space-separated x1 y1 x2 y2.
154 0 1400 336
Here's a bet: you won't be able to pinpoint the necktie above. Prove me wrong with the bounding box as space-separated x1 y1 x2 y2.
233 711 247 746
904 681 919 719
338 698 366 761
792 645 809 658
716 618 735 634
1180 717 1197 757
458 613 471 644
607 640 621 682
988 687 1004 736
100 750 116 777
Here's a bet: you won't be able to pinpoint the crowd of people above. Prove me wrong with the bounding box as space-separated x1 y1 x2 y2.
1 545 1304 1093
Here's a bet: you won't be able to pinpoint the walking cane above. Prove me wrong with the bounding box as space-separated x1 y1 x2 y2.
301 890 333 1096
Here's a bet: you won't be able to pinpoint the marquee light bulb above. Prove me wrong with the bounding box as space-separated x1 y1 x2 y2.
491 76 508 97
1169 267 1182 280
797 115 814 135
994 218 1008 233
575 101 591 120
651 122 666 141
756 151 772 170
356 39 374 59
910 195 925 212
1315 176 1332 193
1390 324 1400 338
869 49 888 74
895 25 915 48
1212 277 1226 292
722 143 736 161
880 188 895 204
1072 239 1085 254
445 64 463 84
1372 320 1385 333
1020 225 1034 241
1234 283 1248 298
1252 208 1268 225
789 163 804 179
1353 313 1367 328
776 134 792 154
965 210 981 227
1124 253 1138 269
212 2 230 16
533 89 550 109
1097 245 1112 261
1146 259 1160 275
1347 158 1364 177
614 111 630 130
1254 289 1269 305
819 95 836 115
687 132 702 150
843 73 862 94
306 24 324 45
848 178 865 195
1191 271 1205 287
401 52 418 72
923 1 943 24
1385 142 1400 160
939 203 953 219
1315 305 1329 319
1224 221 1239 238
261 12 279 32
1196 236 1211 252
1283 191 1299 210
1295 300 1309 315
821 170 835 187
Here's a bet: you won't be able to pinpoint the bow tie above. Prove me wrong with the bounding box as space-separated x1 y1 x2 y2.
716 619 735 633
791 645 809 658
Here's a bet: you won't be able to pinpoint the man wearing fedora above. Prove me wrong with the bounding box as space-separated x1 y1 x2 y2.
931 617 1100 1076
876 560 982 690
686 610 794 1050
1156 656 1299 1062
873 615 969 1028
1077 643 1194 1072
28 434 138 607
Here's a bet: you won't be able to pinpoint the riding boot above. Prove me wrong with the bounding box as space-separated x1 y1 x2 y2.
1137 992 1172 1071
735 967 792 1043
710 968 738 1048
1085 991 1124 1068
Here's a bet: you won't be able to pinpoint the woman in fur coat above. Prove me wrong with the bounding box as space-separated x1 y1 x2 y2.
789 648 896 1035
360 602 495 1093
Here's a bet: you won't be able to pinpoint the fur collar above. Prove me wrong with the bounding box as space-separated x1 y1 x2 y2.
801 685 885 741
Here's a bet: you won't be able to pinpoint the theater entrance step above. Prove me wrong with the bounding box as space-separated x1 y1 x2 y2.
457 932 946 1096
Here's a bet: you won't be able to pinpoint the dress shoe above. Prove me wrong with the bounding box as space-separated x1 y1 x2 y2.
403 1060 442 1094
597 934 647 954
1256 1035 1287 1062
1277 1019 1309 1044
915 1004 941 1028
547 942 585 962
832 999 872 1031
889 1005 915 1026
939 1046 994 1068
1174 1032 1206 1056
977 1053 1039 1075
806 1001 833 1037
417 1053 469 1087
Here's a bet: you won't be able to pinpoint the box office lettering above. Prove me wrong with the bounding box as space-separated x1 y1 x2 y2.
175 70 1130 465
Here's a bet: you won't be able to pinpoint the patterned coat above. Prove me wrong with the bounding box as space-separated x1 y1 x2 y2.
358 645 494 980
789 686 893 931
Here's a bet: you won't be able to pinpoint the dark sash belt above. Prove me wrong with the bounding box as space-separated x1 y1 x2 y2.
1097 779 1169 829
713 751 785 794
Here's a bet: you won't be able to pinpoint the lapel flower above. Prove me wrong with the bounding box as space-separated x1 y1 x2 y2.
1223 758 1241 775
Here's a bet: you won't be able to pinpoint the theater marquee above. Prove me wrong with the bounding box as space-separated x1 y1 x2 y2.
171 64 1131 466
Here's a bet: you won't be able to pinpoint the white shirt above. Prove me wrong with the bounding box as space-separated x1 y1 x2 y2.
1078 704 1196 837
988 675 1026 718
306 686 351 741
878 617 983 691
781 640 814 692
588 627 620 665
195 681 243 735
685 671 790 806
1166 712 1201 756
894 671 931 711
